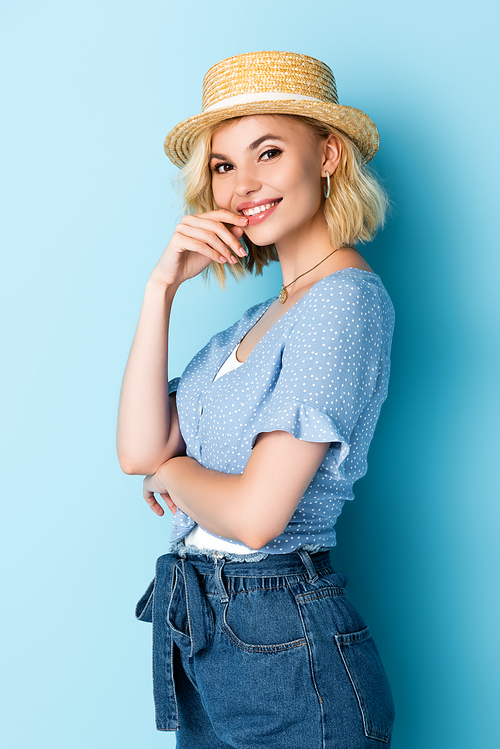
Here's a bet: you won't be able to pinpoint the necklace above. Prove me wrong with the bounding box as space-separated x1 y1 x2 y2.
278 245 357 304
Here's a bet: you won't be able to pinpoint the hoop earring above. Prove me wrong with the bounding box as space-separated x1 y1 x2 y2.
323 171 331 199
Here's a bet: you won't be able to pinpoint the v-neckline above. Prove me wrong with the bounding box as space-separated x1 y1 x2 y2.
235 267 379 365
211 267 379 382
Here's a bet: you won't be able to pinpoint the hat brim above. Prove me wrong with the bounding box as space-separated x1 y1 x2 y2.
164 99 379 167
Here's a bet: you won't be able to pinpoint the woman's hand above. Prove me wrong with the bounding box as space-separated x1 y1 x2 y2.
150 209 249 288
143 466 178 516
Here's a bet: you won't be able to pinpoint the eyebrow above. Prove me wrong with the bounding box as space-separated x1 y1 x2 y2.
248 134 285 150
210 134 286 161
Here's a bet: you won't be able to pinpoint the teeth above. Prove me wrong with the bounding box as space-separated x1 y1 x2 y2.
242 201 278 217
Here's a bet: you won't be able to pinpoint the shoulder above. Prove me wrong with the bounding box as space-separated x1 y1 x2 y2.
281 269 394 363
295 269 393 326
311 268 389 303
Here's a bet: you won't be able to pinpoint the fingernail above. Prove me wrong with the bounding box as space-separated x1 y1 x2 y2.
239 216 248 224
219 255 227 263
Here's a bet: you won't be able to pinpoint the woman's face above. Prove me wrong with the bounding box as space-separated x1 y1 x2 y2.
210 115 337 249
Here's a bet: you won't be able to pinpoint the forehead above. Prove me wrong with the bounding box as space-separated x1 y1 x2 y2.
211 114 313 149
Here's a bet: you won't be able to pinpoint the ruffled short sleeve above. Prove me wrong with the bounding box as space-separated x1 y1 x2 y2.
168 376 180 395
251 276 387 479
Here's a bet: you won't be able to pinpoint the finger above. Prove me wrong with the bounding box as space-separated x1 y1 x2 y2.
173 234 234 265
143 490 165 516
229 225 246 242
193 209 249 226
181 215 247 258
180 217 247 257
176 224 242 263
160 493 178 515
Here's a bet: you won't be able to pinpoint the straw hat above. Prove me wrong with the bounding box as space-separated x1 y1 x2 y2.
164 51 379 168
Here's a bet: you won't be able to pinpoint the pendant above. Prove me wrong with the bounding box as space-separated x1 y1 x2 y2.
278 287 288 304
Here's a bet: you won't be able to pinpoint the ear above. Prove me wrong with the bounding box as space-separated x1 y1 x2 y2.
321 134 341 177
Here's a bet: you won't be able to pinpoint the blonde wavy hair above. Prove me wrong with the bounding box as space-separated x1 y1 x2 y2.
177 115 388 287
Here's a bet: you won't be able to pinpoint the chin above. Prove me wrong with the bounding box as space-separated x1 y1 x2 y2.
243 228 280 248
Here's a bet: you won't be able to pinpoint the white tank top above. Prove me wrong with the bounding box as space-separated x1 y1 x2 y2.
212 344 243 381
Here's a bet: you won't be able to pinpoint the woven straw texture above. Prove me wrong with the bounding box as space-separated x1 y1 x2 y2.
202 51 338 108
164 51 378 167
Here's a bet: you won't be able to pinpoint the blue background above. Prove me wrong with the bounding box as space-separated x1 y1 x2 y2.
1 1 498 746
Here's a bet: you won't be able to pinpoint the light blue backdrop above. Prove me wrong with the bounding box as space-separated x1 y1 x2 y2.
1 1 498 747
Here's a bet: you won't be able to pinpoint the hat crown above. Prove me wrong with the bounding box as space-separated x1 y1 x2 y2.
202 51 339 111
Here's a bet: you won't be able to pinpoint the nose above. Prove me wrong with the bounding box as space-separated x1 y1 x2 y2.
234 163 261 197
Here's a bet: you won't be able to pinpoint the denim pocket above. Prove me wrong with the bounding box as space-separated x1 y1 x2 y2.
335 627 395 743
205 593 322 748
221 588 307 652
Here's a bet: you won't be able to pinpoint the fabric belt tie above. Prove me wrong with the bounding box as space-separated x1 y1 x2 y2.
135 548 326 731
135 554 214 731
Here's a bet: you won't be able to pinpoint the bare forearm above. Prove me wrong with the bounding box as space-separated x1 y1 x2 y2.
160 457 249 542
117 209 248 476
158 435 328 548
116 275 179 474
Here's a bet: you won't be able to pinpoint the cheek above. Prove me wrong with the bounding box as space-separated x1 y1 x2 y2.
287 157 321 195
287 166 322 217
302 162 323 210
211 180 231 210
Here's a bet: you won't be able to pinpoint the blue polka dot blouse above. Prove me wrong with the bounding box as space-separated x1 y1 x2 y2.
168 268 395 554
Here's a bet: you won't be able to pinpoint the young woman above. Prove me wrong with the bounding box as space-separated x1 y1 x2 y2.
117 51 395 748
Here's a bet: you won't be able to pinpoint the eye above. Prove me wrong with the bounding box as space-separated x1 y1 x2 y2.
260 148 282 161
212 162 234 175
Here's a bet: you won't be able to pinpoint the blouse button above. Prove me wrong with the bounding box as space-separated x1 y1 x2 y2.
199 404 203 416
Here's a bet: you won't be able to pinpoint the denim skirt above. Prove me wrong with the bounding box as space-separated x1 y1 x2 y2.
136 547 395 749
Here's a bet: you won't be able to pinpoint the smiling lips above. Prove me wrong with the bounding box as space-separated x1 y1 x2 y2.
238 198 282 226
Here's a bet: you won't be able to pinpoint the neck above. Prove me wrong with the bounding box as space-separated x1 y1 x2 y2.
275 213 338 292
